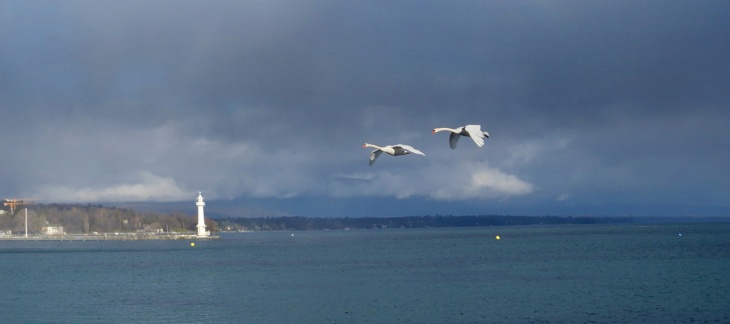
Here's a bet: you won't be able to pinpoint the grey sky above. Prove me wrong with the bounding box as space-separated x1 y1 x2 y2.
2 0 729 217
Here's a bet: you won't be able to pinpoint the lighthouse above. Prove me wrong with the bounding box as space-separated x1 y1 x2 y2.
196 192 209 237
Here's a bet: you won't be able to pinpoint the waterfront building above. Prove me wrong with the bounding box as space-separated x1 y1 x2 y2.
42 225 64 235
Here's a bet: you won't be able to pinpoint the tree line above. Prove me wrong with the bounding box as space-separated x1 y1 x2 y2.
218 215 635 231
0 204 218 234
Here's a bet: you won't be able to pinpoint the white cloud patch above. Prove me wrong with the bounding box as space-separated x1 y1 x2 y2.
470 169 535 196
331 160 535 201
34 172 188 202
428 163 535 200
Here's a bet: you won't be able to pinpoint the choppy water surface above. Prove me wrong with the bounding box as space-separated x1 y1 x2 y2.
1 224 729 323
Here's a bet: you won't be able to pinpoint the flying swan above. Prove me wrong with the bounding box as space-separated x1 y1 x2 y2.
362 143 425 166
432 125 490 149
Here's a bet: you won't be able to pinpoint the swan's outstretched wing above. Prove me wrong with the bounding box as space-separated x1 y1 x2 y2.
465 125 486 147
448 132 460 149
396 144 425 156
369 149 383 166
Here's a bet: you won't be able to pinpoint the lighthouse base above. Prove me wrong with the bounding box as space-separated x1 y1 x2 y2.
197 226 209 238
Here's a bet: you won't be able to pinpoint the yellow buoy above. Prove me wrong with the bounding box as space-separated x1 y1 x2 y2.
190 242 195 247
495 235 500 240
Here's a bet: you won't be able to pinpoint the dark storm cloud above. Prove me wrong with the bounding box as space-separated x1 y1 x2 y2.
1 0 729 216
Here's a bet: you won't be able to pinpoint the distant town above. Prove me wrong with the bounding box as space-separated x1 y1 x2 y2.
0 202 218 239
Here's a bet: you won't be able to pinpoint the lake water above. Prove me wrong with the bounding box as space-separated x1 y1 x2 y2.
1 224 729 323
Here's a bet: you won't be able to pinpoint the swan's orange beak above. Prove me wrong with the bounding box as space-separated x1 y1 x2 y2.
362 143 367 148
431 129 436 134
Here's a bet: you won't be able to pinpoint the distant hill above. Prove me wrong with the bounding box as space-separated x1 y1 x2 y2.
630 216 730 224
217 214 730 232
217 215 637 231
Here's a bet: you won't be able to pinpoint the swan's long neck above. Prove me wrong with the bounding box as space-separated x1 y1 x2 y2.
363 143 384 150
432 127 460 134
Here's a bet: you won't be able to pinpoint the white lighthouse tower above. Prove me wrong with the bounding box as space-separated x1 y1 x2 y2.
196 192 209 238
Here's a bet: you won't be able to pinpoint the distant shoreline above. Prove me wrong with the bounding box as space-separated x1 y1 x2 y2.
217 214 730 232
0 234 220 241
4 215 729 240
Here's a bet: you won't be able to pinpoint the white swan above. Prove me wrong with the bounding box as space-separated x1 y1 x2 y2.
432 125 490 149
362 143 425 166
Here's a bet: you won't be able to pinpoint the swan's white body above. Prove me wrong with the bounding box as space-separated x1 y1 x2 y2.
362 143 425 166
432 124 490 149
